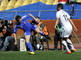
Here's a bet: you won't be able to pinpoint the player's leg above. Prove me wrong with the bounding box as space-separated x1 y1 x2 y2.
59 40 62 50
54 35 58 50
66 38 76 52
62 39 71 54
66 28 76 52
25 35 35 55
60 28 71 54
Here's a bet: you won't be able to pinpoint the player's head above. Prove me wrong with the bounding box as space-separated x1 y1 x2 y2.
57 3 63 11
35 16 40 23
15 15 22 23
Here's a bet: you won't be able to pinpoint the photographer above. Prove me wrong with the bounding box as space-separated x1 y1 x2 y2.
30 16 50 50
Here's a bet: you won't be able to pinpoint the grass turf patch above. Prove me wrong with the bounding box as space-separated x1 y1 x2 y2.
0 50 81 60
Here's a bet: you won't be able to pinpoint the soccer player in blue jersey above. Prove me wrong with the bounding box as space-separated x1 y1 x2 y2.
14 14 44 55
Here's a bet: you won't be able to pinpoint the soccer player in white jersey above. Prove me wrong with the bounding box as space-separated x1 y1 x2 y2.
55 4 77 54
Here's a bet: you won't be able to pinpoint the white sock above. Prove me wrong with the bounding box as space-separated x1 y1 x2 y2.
62 40 70 52
66 39 75 50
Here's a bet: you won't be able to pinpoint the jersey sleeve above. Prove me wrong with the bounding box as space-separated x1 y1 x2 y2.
16 21 24 28
22 14 30 21
14 22 24 34
56 12 60 18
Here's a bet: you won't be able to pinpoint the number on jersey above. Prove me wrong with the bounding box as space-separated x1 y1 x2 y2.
63 15 68 21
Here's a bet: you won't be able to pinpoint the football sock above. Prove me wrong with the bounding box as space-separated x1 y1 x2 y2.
62 40 70 52
66 39 75 50
26 42 34 52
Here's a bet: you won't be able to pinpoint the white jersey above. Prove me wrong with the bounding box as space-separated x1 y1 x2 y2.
56 9 72 29
56 10 72 37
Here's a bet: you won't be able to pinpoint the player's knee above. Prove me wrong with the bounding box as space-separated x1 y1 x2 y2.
66 39 72 44
25 35 30 43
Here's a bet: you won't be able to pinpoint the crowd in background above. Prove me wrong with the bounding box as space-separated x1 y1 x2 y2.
0 19 16 51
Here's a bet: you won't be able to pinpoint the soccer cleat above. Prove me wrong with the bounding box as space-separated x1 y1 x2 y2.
66 51 71 54
71 49 77 52
29 52 35 55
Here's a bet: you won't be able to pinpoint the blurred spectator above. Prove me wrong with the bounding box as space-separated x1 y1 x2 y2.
31 16 50 50
54 24 62 50
0 20 16 51
0 19 3 33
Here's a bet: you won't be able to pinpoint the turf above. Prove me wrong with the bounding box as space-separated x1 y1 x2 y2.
0 50 81 60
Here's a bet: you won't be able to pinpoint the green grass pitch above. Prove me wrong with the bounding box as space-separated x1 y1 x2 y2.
0 50 81 60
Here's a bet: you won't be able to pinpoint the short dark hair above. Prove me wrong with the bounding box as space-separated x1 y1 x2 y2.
57 3 63 9
15 15 21 21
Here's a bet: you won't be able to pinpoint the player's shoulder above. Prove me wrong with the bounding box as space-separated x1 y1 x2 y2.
56 11 61 18
22 15 26 19
56 11 60 14
22 15 27 21
62 10 68 14
63 10 70 16
56 10 63 15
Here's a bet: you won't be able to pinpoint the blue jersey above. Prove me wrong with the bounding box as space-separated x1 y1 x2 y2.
14 15 36 36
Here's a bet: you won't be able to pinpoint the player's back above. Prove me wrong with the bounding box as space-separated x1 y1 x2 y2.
56 10 72 29
22 20 32 32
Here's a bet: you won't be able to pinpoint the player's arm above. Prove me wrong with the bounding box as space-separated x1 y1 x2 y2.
68 18 77 31
22 14 30 21
54 18 60 29
55 12 60 30
32 24 45 36
35 28 46 36
35 27 42 33
13 33 17 45
13 25 18 45
16 21 24 29
29 14 37 21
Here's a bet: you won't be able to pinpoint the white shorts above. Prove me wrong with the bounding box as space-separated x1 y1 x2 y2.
60 27 72 38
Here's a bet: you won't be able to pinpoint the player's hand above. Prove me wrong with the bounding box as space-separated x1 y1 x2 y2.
14 41 17 45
